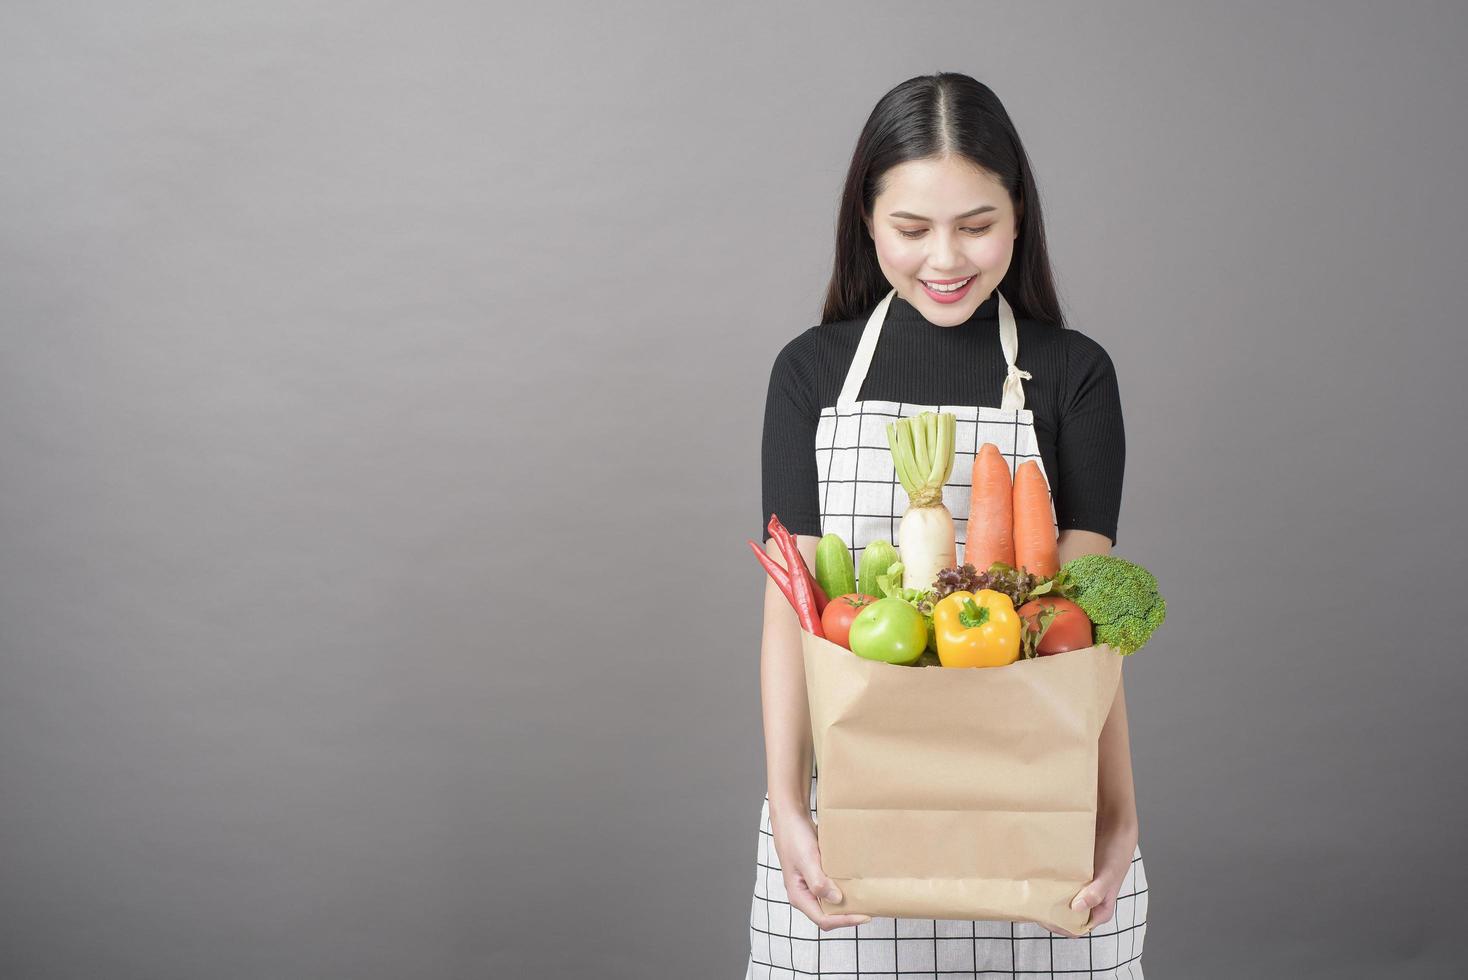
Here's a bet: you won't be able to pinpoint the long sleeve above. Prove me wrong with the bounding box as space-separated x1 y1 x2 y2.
760 331 822 542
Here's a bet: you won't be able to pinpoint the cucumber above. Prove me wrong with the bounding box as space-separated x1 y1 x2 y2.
814 533 857 600
857 540 900 598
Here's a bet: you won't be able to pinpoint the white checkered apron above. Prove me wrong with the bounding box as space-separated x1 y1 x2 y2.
747 287 1149 979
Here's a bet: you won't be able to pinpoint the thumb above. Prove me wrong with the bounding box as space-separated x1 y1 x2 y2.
806 869 843 904
1070 883 1101 912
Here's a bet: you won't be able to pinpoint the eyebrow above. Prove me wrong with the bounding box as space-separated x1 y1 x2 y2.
888 205 998 221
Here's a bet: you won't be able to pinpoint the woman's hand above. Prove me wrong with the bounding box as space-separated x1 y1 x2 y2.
1049 817 1139 939
769 806 872 932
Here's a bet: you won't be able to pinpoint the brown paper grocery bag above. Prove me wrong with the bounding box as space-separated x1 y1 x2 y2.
800 630 1122 934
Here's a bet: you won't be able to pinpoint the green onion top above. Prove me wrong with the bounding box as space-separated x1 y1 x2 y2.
885 411 955 508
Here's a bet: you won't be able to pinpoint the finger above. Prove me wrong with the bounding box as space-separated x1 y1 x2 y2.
818 912 874 931
1053 883 1102 939
806 881 872 931
1070 881 1103 914
783 876 824 925
791 850 872 930
1088 897 1116 928
786 877 871 931
801 865 844 907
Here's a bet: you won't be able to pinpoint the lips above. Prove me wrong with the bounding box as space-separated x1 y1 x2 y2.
919 275 977 304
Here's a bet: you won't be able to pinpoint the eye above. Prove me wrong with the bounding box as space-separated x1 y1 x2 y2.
897 226 993 239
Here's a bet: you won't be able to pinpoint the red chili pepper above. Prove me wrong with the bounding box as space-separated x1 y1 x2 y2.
766 514 825 637
808 575 829 615
767 519 829 615
749 538 817 630
748 539 797 608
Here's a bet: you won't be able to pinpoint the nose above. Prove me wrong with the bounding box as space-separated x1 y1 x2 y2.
927 230 961 272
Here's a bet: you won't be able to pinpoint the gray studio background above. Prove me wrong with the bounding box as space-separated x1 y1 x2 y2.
2 2 1464 978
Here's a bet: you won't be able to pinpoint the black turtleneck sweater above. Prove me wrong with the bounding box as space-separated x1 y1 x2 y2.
761 290 1126 545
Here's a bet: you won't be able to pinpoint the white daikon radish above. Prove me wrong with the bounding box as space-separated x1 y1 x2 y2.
885 411 958 592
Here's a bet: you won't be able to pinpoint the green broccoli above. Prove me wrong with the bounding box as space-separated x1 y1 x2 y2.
1057 554 1166 655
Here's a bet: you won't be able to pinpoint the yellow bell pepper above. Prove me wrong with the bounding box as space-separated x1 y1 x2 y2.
932 589 1021 668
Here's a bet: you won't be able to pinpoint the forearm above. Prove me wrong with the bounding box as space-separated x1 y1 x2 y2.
1056 529 1139 839
759 534 821 822
1097 672 1139 838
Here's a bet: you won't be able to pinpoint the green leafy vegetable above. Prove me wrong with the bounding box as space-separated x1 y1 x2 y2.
874 562 935 609
932 561 1048 609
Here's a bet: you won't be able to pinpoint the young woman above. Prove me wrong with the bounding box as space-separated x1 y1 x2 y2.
747 74 1149 979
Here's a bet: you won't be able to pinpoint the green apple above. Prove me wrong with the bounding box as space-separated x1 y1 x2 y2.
847 597 928 665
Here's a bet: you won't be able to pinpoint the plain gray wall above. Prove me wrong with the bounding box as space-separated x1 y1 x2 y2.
2 2 1464 977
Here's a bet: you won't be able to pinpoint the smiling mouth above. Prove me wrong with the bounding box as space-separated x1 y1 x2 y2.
920 275 975 292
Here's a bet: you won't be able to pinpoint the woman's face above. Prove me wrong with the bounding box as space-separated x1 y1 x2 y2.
865 156 1022 326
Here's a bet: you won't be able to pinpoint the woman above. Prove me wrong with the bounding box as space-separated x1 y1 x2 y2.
747 73 1149 979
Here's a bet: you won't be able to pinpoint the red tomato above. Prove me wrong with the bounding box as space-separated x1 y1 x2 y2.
1016 597 1093 655
820 594 879 650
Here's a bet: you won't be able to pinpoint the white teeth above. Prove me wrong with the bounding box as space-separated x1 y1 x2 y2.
922 276 973 293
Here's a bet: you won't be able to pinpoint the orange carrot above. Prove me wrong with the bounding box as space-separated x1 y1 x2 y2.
964 442 1014 571
1012 460 1059 577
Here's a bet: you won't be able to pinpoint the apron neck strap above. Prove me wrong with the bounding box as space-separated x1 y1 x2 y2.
997 290 1031 412
835 286 1031 411
835 288 896 407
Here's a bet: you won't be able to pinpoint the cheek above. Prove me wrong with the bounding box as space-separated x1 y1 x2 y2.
873 234 926 273
969 235 1014 267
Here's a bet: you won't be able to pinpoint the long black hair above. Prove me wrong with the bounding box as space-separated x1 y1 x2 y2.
820 73 1065 328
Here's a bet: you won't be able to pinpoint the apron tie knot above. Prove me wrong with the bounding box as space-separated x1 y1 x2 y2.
1001 363 1032 412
